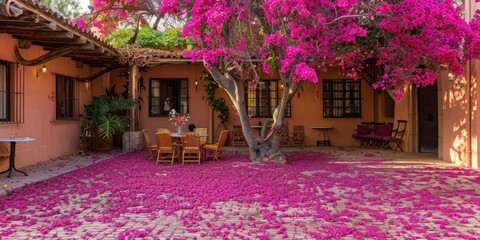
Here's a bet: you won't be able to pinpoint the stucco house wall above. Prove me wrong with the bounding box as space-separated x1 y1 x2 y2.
0 34 93 170
132 64 381 147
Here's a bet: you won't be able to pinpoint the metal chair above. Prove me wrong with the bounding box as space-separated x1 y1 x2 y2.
352 124 370 147
364 125 394 148
383 120 407 152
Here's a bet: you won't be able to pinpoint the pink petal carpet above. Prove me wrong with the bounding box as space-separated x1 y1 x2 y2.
0 149 479 239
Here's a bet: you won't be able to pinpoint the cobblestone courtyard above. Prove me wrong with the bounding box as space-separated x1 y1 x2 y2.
1 147 479 239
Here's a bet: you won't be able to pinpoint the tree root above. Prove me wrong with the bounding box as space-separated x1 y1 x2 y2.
263 152 287 164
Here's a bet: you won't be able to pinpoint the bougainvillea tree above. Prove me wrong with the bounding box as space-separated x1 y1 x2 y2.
76 0 480 162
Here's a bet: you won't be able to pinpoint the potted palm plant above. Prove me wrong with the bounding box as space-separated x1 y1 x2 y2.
83 93 135 150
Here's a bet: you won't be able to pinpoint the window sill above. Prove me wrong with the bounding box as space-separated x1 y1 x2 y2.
50 119 80 123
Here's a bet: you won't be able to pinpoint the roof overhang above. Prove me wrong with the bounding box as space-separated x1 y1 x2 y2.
0 0 122 68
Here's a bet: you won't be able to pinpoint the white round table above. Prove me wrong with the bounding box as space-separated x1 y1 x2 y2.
0 137 35 178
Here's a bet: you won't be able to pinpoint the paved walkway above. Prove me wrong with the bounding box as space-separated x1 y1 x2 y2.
1 150 124 197
0 147 479 239
1 147 443 197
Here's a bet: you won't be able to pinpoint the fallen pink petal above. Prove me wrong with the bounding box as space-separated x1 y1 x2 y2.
0 149 479 239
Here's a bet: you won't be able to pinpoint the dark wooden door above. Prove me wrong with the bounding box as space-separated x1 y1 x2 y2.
418 83 438 153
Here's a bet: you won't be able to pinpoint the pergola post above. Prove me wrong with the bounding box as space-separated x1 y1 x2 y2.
130 65 139 131
122 64 143 151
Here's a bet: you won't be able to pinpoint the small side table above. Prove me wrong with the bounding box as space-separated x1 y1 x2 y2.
311 126 333 146
0 137 35 178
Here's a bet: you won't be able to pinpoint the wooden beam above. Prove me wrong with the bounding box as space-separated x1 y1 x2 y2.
14 44 79 66
76 65 127 82
9 1 117 56
43 44 97 52
0 0 23 17
18 36 86 44
0 19 56 29
18 39 31 49
67 52 115 58
43 22 57 30
95 47 106 54
0 25 55 32
3 29 73 37
78 43 96 50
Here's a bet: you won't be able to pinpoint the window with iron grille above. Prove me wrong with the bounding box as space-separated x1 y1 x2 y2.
149 78 188 116
0 60 24 124
323 79 361 118
384 92 395 118
247 80 291 118
55 74 79 120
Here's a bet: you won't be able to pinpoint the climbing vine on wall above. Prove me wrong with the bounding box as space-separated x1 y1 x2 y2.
201 71 229 124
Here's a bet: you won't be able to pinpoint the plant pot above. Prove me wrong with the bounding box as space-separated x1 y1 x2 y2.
123 131 143 152
93 128 113 150
94 136 113 151
113 133 123 149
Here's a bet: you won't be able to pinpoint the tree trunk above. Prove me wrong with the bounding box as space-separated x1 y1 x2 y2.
207 65 300 163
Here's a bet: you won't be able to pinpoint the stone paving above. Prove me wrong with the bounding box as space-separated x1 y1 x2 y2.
0 150 125 197
0 146 479 239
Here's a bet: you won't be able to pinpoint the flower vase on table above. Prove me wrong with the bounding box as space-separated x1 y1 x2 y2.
169 109 190 135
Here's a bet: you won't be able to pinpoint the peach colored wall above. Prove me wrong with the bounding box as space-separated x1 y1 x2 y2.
436 1 480 168
116 64 213 141
214 68 376 146
0 34 94 170
119 64 378 147
393 88 411 153
473 61 479 168
441 65 474 167
376 92 395 124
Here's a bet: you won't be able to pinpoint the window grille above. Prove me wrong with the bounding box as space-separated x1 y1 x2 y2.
323 79 361 118
247 80 291 117
55 74 79 120
149 78 189 116
0 60 24 124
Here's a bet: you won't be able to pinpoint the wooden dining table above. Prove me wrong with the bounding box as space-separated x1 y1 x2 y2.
169 133 208 161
